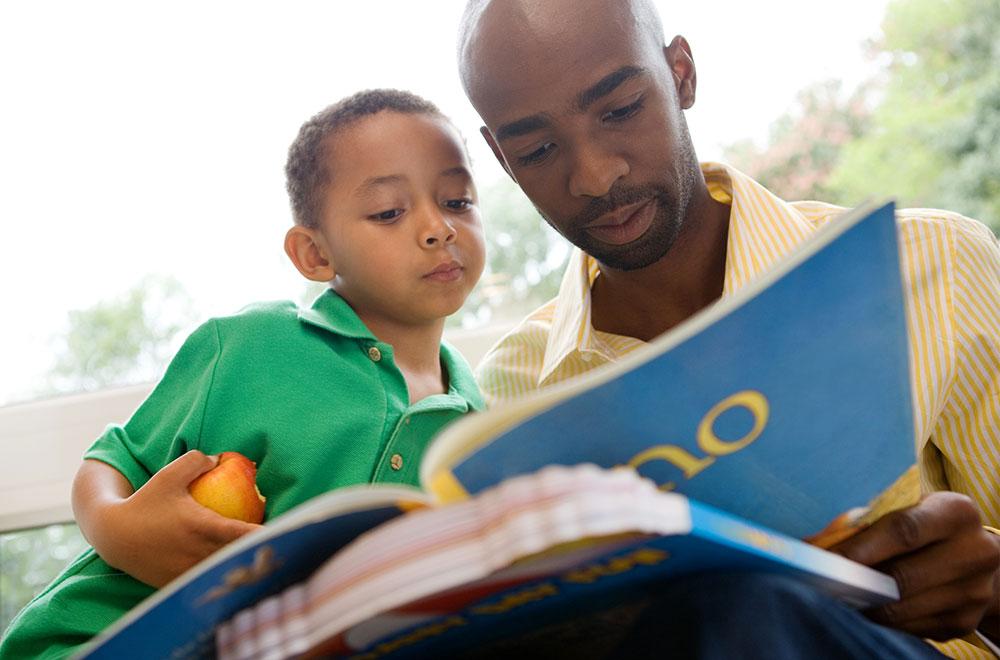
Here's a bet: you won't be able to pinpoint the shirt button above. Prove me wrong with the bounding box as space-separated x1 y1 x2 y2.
368 346 382 362
390 453 403 470
580 352 593 362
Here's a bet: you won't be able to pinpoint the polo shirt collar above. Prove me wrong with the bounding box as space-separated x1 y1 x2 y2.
538 162 815 385
440 340 486 412
299 288 485 412
297 288 377 341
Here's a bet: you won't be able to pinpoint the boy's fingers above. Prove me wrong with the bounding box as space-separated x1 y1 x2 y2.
198 514 261 545
157 450 219 487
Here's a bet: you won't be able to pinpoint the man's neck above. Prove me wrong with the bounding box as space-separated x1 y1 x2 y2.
590 189 731 342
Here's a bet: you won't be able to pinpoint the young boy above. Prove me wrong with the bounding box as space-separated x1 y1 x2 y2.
0 89 487 659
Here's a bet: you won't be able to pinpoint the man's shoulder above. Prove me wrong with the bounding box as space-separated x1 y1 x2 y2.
894 206 997 245
475 299 559 405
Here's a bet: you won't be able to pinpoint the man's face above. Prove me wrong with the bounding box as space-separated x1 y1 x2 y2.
464 0 700 271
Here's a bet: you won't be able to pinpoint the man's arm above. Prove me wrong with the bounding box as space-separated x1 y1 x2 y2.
831 492 1000 641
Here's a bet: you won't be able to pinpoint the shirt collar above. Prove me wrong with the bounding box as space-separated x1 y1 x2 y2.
538 162 816 385
299 289 485 412
440 340 487 412
297 288 378 341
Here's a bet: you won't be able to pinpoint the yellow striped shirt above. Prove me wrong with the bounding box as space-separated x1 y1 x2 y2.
475 162 1000 658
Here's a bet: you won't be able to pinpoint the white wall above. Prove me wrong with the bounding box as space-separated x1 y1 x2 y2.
0 324 509 533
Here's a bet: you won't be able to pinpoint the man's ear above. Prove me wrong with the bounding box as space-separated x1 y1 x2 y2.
284 225 336 282
665 35 696 110
480 126 515 181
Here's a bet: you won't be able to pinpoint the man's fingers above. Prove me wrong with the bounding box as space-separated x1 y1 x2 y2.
873 527 1000 597
875 604 990 642
868 573 996 633
832 492 982 566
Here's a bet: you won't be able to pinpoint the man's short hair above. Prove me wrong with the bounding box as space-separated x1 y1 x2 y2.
285 89 444 228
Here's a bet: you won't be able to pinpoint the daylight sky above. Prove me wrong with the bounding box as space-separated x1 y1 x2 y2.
0 0 890 404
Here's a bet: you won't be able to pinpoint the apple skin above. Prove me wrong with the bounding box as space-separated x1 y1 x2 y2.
188 452 266 524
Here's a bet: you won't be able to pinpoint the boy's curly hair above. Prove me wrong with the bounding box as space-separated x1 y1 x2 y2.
286 89 445 228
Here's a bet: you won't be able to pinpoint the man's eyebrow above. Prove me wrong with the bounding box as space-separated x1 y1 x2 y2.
576 65 647 111
495 115 549 143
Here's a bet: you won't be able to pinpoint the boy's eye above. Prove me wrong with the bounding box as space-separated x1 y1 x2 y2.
602 97 644 123
516 142 556 167
444 198 474 211
368 209 403 222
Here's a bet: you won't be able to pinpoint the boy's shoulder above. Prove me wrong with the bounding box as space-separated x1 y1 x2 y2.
202 300 307 347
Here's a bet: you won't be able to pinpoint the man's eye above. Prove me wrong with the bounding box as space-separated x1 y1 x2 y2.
517 142 556 166
602 98 644 123
369 209 403 222
444 198 473 211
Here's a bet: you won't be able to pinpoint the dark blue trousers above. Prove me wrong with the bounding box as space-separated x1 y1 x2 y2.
459 572 947 659
609 572 947 659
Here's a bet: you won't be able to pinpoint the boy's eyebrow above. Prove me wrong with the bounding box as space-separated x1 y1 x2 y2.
440 165 472 180
576 65 647 111
354 174 405 196
494 65 648 143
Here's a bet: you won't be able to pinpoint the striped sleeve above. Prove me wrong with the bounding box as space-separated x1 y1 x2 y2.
933 214 1000 528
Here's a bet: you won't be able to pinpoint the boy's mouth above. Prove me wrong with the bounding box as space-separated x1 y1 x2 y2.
424 260 464 282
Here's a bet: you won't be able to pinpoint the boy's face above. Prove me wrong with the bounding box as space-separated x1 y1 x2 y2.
316 112 485 328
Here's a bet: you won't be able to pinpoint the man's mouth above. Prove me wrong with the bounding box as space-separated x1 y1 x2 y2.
583 198 657 246
424 260 464 282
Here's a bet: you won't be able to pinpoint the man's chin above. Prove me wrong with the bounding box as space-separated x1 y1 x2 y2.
578 231 678 272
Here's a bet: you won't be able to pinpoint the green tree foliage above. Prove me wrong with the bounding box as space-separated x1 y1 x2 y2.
48 275 196 393
1 277 196 632
453 178 570 327
829 0 1000 231
724 80 871 204
1 524 88 634
725 0 999 235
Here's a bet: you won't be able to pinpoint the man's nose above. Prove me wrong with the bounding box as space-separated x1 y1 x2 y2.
567 141 629 198
420 208 457 247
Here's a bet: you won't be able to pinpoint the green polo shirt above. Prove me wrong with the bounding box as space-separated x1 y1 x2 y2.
0 290 483 660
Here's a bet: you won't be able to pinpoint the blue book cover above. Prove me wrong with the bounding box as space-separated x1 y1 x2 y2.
326 496 897 659
423 202 915 540
78 487 427 659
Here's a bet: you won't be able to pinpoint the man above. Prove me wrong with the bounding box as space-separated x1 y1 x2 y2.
458 0 1000 657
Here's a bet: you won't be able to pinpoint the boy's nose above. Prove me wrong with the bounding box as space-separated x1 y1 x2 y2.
421 212 457 247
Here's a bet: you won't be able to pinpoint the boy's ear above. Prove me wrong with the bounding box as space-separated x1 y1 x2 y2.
480 126 515 181
284 226 336 282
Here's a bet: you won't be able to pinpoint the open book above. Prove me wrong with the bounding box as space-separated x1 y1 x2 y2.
79 201 916 659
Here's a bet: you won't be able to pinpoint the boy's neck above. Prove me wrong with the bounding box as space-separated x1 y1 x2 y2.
357 314 449 404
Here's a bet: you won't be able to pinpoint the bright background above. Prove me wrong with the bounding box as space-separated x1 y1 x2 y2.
0 0 891 406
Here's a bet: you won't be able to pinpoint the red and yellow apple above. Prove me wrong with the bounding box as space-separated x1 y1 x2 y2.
188 452 267 524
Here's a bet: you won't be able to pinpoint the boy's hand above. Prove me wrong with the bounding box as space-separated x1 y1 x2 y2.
830 492 1000 641
79 451 261 588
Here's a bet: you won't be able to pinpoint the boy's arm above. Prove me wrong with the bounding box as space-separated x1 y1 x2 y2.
72 451 260 588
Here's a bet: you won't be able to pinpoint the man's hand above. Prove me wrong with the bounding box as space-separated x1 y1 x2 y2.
831 491 1000 641
74 452 261 588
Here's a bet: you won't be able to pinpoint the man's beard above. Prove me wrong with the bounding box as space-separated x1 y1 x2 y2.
539 180 690 271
